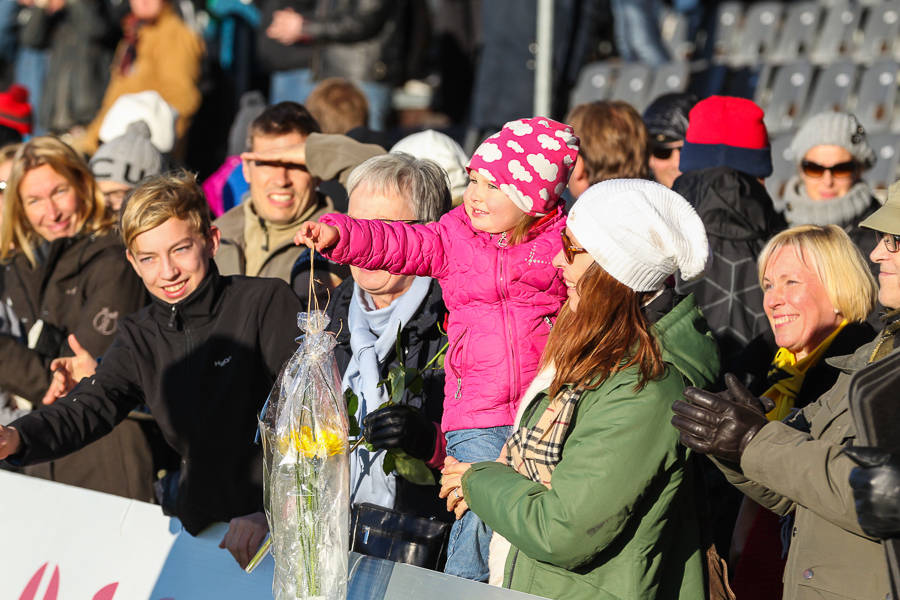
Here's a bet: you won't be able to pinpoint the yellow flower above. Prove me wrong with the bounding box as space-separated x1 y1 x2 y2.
280 426 346 458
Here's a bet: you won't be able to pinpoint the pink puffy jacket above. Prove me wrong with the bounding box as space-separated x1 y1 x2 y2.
321 205 567 433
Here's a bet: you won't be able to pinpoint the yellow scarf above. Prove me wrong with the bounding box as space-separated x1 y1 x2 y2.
762 320 848 422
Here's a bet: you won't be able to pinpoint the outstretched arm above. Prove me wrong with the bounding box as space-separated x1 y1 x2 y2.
316 214 451 280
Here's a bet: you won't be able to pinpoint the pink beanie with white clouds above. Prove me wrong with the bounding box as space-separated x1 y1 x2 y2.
467 117 580 216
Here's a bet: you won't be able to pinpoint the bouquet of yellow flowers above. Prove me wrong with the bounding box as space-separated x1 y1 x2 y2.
260 311 349 600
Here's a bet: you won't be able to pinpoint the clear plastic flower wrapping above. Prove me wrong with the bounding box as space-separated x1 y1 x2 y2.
259 311 349 600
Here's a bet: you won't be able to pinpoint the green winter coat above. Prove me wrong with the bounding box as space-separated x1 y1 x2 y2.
461 294 720 600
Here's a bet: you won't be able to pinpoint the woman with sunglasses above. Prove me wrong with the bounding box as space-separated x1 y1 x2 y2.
440 179 719 599
784 112 880 268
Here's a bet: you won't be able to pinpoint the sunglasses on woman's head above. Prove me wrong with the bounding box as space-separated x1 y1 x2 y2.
801 160 857 179
875 231 900 253
560 230 587 264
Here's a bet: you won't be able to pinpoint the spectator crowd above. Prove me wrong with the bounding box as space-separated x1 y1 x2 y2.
0 2 900 600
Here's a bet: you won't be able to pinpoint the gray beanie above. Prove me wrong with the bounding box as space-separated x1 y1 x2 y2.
90 120 166 187
789 111 876 169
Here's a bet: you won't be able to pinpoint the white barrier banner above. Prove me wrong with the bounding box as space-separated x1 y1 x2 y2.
0 470 275 600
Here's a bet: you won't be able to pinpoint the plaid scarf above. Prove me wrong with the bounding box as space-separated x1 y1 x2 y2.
505 387 581 489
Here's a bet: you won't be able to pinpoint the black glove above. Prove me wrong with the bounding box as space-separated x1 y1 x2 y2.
361 403 437 461
845 446 900 539
671 373 773 463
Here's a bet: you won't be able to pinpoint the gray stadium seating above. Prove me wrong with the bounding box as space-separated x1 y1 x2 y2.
855 60 899 133
757 60 815 134
769 2 823 65
806 61 858 116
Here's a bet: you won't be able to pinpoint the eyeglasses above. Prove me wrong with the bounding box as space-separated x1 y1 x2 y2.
651 145 682 161
801 160 857 179
875 231 900 253
374 218 423 225
560 230 587 264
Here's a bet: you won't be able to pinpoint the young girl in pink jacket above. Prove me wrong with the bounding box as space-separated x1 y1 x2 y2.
296 117 579 581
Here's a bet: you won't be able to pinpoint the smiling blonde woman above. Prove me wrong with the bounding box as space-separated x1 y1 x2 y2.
0 136 153 501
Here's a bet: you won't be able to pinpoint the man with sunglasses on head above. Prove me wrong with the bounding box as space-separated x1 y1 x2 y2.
214 101 384 305
670 179 900 600
643 92 697 189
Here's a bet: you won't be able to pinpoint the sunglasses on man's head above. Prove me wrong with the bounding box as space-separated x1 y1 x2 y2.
651 145 681 161
875 231 900 253
801 160 857 179
560 230 587 264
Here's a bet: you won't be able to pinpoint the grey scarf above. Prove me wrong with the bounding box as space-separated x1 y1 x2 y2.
783 177 875 229
341 276 432 508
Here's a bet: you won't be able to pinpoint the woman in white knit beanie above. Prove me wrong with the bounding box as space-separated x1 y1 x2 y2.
440 179 720 600
784 111 880 264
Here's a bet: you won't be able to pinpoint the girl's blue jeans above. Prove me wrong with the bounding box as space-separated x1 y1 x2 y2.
443 425 512 582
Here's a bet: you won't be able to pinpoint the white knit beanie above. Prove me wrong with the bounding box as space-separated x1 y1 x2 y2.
789 111 876 169
567 179 709 292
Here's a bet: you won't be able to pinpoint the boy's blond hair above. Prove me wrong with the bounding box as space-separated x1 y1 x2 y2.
119 171 212 254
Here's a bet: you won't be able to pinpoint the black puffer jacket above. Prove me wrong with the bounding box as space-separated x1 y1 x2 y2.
8 266 303 534
673 166 787 371
326 277 451 520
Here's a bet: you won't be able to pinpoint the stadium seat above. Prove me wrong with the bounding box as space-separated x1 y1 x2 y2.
611 64 654 112
766 134 796 206
711 2 745 64
570 61 616 108
646 62 691 102
730 2 785 66
757 60 815 135
863 133 900 191
806 61 858 116
855 60 899 133
853 1 900 64
769 2 823 65
810 2 862 65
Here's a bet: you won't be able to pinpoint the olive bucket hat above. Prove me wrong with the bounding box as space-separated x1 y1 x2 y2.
860 180 900 235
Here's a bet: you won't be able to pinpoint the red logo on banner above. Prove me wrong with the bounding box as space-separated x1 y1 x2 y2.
17 564 125 600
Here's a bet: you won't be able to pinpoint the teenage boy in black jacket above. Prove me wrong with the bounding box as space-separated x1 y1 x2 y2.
0 172 302 556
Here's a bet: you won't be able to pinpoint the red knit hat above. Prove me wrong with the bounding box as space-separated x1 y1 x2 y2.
679 96 772 178
0 85 32 135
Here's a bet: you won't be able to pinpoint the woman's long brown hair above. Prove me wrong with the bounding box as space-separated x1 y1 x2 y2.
542 262 666 398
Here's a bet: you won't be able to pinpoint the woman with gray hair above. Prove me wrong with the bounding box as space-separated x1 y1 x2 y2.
324 151 455 548
784 111 880 262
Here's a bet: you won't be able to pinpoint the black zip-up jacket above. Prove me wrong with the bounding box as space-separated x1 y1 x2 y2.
8 264 303 534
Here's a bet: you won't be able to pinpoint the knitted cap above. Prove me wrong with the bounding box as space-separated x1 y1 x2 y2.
392 130 470 202
0 84 32 135
467 117 579 216
860 180 900 235
643 92 698 147
90 121 166 186
680 96 772 178
789 111 876 169
99 90 178 153
567 179 709 292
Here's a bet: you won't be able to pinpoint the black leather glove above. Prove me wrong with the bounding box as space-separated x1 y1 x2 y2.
671 373 773 463
361 403 437 461
845 446 900 539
